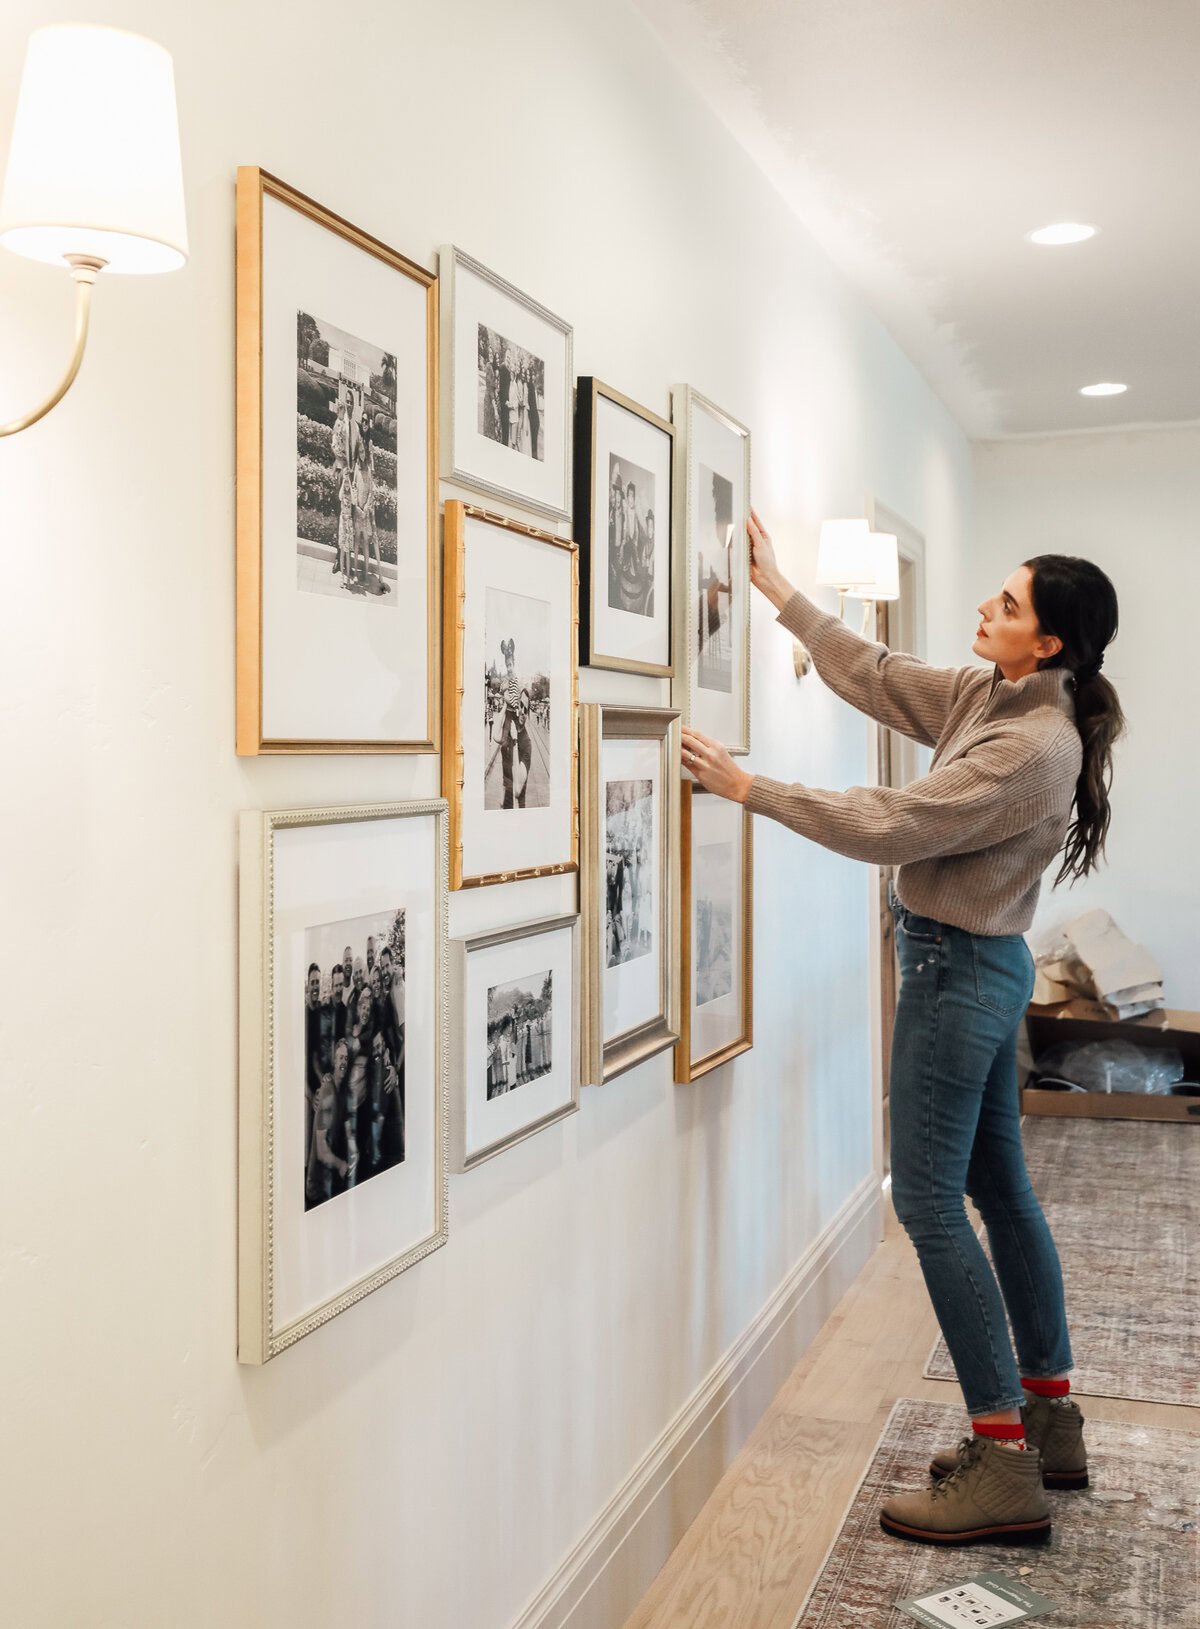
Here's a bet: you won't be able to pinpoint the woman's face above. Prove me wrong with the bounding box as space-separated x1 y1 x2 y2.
973 565 1061 675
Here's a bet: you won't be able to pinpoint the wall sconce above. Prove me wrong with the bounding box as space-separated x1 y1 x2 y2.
816 519 899 634
0 25 188 437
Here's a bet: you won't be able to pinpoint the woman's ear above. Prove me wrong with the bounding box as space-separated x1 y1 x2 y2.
1037 632 1063 660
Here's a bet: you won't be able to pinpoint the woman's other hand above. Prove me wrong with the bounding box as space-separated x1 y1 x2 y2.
748 509 794 610
681 727 753 805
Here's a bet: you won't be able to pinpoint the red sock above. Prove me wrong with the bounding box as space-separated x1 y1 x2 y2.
972 1420 1026 1445
1021 1376 1070 1398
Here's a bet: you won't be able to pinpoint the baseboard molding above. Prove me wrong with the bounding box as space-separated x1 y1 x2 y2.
508 1173 883 1629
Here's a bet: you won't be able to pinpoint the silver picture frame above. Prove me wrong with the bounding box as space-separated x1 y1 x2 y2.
450 913 581 1171
579 704 682 1085
671 384 752 755
237 798 450 1363
439 244 573 523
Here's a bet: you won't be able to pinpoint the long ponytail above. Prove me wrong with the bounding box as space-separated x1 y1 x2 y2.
1024 555 1126 885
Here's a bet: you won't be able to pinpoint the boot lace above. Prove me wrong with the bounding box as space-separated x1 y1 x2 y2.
931 1435 982 1499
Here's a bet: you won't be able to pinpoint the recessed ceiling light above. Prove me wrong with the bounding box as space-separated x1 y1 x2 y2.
1079 382 1127 397
1026 222 1097 246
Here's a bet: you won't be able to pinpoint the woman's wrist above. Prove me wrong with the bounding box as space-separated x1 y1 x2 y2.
759 572 795 611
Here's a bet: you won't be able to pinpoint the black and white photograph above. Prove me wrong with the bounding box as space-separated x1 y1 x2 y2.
607 452 656 617
486 970 554 1098
694 841 733 1006
477 322 546 462
295 311 400 604
303 907 406 1212
484 586 552 812
605 777 654 968
696 463 734 692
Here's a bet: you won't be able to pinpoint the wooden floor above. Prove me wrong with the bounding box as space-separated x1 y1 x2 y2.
622 1186 1199 1629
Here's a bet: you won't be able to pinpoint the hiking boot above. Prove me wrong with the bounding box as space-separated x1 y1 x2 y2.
929 1395 1088 1490
881 1435 1051 1546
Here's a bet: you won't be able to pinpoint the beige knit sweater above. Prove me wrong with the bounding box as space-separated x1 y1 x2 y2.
745 592 1083 936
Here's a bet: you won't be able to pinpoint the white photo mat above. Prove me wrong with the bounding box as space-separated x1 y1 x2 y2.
577 380 673 674
238 801 449 1363
440 246 572 521
679 786 752 1079
251 177 436 747
579 705 681 1086
452 915 579 1170
602 739 663 1043
672 385 751 754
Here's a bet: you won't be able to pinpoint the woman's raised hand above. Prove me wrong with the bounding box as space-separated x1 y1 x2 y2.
748 509 794 610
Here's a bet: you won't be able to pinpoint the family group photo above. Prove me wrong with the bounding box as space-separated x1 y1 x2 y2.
486 971 554 1099
607 453 656 618
295 310 400 605
483 588 552 811
696 464 734 692
477 322 546 462
605 778 655 969
303 908 407 1212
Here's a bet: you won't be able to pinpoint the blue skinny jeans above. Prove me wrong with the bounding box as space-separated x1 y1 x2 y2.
888 894 1074 1415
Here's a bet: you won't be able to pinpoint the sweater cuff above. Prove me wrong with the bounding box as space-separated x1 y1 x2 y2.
776 589 840 650
744 773 801 827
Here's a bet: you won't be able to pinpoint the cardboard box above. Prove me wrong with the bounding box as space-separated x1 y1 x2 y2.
1022 1004 1200 1123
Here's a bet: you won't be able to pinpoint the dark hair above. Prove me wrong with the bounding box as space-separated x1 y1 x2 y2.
307 962 320 978
1024 554 1125 885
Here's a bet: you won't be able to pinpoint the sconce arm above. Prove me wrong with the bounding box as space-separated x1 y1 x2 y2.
0 254 106 437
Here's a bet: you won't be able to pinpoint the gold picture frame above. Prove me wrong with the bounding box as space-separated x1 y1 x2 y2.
441 499 579 889
235 166 440 754
675 783 754 1082
579 704 681 1085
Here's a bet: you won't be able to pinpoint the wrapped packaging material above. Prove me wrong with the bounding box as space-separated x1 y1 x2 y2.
1031 1038 1185 1095
1060 908 1163 1000
1032 909 1164 1014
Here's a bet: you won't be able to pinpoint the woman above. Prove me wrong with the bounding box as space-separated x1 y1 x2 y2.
515 363 530 455
682 509 1122 1549
497 638 533 808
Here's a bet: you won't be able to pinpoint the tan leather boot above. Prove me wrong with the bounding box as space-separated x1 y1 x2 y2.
929 1395 1088 1489
881 1434 1051 1545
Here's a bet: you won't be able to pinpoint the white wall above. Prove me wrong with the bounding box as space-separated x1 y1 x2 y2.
0 3 971 1625
970 428 1200 1007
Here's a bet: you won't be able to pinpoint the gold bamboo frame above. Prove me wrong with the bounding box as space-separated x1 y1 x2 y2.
235 167 440 754
579 704 681 1085
574 376 675 677
674 783 754 1082
441 500 579 890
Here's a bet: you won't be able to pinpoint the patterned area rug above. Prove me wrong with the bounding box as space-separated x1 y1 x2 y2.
793 1398 1200 1628
923 1118 1200 1407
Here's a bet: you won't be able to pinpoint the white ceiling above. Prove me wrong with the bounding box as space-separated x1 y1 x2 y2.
633 0 1200 438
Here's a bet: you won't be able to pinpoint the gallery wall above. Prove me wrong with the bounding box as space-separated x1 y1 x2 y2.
969 428 1199 1008
0 1 971 1625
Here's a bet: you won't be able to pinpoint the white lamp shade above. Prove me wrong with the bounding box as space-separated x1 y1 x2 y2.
0 25 188 274
869 532 900 601
816 518 874 593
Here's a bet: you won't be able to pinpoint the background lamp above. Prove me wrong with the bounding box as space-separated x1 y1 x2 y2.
0 24 188 437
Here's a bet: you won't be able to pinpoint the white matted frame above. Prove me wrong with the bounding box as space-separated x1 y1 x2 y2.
676 783 753 1082
235 167 439 754
573 377 674 676
439 245 572 522
442 500 579 890
671 384 751 754
238 799 449 1363
451 913 580 1171
579 705 681 1085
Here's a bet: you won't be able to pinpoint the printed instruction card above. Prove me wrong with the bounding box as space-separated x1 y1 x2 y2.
896 1570 1056 1628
